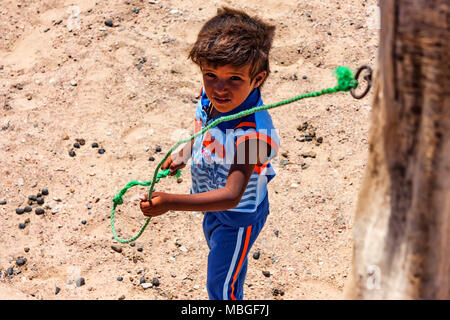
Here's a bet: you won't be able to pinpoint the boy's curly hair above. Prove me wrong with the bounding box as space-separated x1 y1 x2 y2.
189 7 275 87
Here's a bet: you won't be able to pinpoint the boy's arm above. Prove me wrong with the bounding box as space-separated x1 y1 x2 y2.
167 140 271 211
141 139 272 216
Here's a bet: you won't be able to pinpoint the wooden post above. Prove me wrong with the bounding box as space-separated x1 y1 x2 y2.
347 0 449 299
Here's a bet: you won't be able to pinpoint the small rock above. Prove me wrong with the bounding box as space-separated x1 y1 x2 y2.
155 146 162 153
98 148 105 154
19 223 26 229
69 150 76 157
55 286 61 295
104 20 113 27
75 277 85 287
36 197 44 205
15 208 25 215
81 220 87 225
35 208 45 215
7 267 14 276
253 251 260 260
92 142 99 148
28 195 37 201
141 282 153 289
24 206 32 212
16 258 27 266
152 277 160 287
301 151 316 158
73 142 80 148
111 245 122 253
117 277 123 281
70 80 77 86
148 156 155 161
262 271 271 278
118 295 126 300
0 200 6 205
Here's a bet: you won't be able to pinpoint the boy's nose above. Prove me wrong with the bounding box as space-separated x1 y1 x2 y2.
214 80 227 93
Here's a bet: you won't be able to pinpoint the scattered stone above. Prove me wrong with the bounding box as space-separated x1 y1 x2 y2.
75 277 85 287
117 276 123 281
24 206 32 212
98 148 105 154
76 138 85 146
118 295 126 300
152 277 160 287
35 208 45 215
28 195 37 201
104 20 113 27
7 267 13 276
69 150 76 157
111 245 122 253
301 151 316 158
155 146 162 153
262 271 271 278
70 80 77 86
0 200 6 205
16 208 25 215
55 286 61 295
36 197 44 205
148 156 155 161
81 220 87 225
253 251 260 260
19 223 26 229
139 277 146 284
272 288 285 297
92 142 99 148
301 163 309 170
177 177 183 183
16 258 27 266
41 188 49 196
73 142 80 148
141 282 153 289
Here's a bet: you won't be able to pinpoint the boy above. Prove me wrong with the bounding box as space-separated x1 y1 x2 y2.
140 7 279 300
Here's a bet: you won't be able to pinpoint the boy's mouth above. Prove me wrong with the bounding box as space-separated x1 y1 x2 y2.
213 96 231 105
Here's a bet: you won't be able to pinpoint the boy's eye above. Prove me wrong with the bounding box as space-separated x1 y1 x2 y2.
205 73 216 79
230 76 242 81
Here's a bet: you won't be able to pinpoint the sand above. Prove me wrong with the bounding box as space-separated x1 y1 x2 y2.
0 0 379 300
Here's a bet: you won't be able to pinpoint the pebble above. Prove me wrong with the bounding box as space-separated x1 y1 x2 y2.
104 20 113 27
24 206 32 212
253 251 260 260
262 271 271 278
92 142 99 148
16 208 25 215
73 142 80 148
69 150 76 157
0 200 6 205
55 286 61 295
28 195 37 201
141 283 153 289
37 197 44 205
111 245 122 253
301 151 316 158
155 146 162 153
16 258 27 266
35 208 45 215
148 156 155 161
117 277 123 281
75 277 85 287
70 80 77 86
19 223 26 229
81 220 87 225
7 267 13 276
98 148 105 154
76 138 85 146
152 277 160 287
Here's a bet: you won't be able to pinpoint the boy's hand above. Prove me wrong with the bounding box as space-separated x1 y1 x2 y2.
139 192 171 217
162 153 187 176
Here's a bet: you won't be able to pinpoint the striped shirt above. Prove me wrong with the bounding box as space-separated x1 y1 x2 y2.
190 87 280 227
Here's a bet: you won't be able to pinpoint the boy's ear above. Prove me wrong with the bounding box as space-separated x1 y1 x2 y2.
253 71 267 88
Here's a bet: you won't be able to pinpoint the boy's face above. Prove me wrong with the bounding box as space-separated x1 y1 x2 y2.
201 62 266 113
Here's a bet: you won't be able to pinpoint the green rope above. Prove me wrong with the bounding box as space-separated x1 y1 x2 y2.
110 66 358 243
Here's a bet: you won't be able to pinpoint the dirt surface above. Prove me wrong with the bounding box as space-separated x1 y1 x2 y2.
0 0 379 300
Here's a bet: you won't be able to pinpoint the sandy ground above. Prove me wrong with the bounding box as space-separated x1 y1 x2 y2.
0 0 379 300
